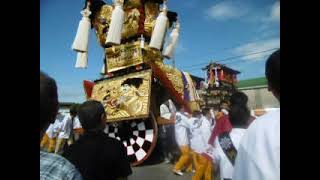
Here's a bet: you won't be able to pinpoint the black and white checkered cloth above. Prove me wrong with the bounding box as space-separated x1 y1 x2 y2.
104 120 154 163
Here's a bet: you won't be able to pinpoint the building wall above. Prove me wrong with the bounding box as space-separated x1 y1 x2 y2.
240 87 279 109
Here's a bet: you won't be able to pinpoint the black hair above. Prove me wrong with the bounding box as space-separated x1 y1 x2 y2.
229 105 250 127
202 108 210 116
220 100 230 111
230 91 248 107
40 71 58 131
70 104 79 116
121 78 143 89
78 100 106 130
266 49 280 95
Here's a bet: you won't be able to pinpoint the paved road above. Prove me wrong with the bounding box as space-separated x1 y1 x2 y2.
128 162 193 180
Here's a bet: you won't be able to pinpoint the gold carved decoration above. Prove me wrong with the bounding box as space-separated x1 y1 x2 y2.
106 41 143 72
106 40 163 73
91 69 152 122
144 2 159 37
93 5 113 46
123 0 142 10
93 1 162 46
189 101 201 112
122 8 141 39
154 61 184 96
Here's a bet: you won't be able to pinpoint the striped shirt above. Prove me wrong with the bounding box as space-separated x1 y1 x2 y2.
40 151 82 180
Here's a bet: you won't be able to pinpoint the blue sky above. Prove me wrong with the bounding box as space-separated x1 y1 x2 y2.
40 0 280 103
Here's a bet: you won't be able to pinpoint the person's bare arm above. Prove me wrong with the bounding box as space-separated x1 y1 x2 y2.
157 116 175 125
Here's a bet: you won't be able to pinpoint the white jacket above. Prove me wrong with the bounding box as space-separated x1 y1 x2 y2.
201 116 214 143
212 128 247 179
45 123 59 139
57 114 73 139
174 112 190 146
46 114 66 138
160 104 171 120
233 110 280 180
73 116 82 129
189 116 210 154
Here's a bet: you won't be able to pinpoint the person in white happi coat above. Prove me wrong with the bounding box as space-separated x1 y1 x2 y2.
41 112 65 152
72 116 84 141
210 104 250 180
201 108 215 142
159 99 177 163
189 110 213 180
69 105 84 142
40 120 60 153
199 108 215 180
233 49 280 180
172 105 192 176
55 113 73 154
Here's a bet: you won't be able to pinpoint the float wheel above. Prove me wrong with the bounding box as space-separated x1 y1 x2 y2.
104 113 158 166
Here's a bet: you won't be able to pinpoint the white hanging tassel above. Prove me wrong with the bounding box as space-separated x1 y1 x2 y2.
72 3 91 52
72 2 91 69
105 0 124 45
149 0 168 50
75 52 88 68
101 63 105 74
140 34 145 49
214 67 219 87
163 21 180 59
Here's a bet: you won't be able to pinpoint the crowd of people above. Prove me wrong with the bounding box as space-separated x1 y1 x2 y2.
159 49 280 180
40 49 279 180
40 72 132 180
40 108 83 154
159 91 254 180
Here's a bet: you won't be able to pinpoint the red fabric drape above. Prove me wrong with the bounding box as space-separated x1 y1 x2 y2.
208 115 233 146
150 62 192 114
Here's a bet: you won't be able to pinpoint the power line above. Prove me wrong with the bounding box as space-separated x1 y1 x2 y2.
183 50 276 72
215 48 278 63
181 48 279 69
225 54 271 66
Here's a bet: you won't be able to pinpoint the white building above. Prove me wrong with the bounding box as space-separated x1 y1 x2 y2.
237 77 279 114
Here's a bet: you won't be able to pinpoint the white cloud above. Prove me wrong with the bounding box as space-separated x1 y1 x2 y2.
206 1 247 21
270 1 280 22
232 38 280 61
206 1 279 25
259 1 280 23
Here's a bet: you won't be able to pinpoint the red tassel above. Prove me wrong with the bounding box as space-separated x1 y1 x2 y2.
83 80 95 99
221 70 224 80
208 115 233 146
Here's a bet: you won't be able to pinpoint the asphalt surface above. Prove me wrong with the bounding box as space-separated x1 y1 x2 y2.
128 162 193 180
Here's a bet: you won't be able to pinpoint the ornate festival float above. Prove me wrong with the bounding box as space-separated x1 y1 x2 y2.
71 0 201 166
199 63 240 111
